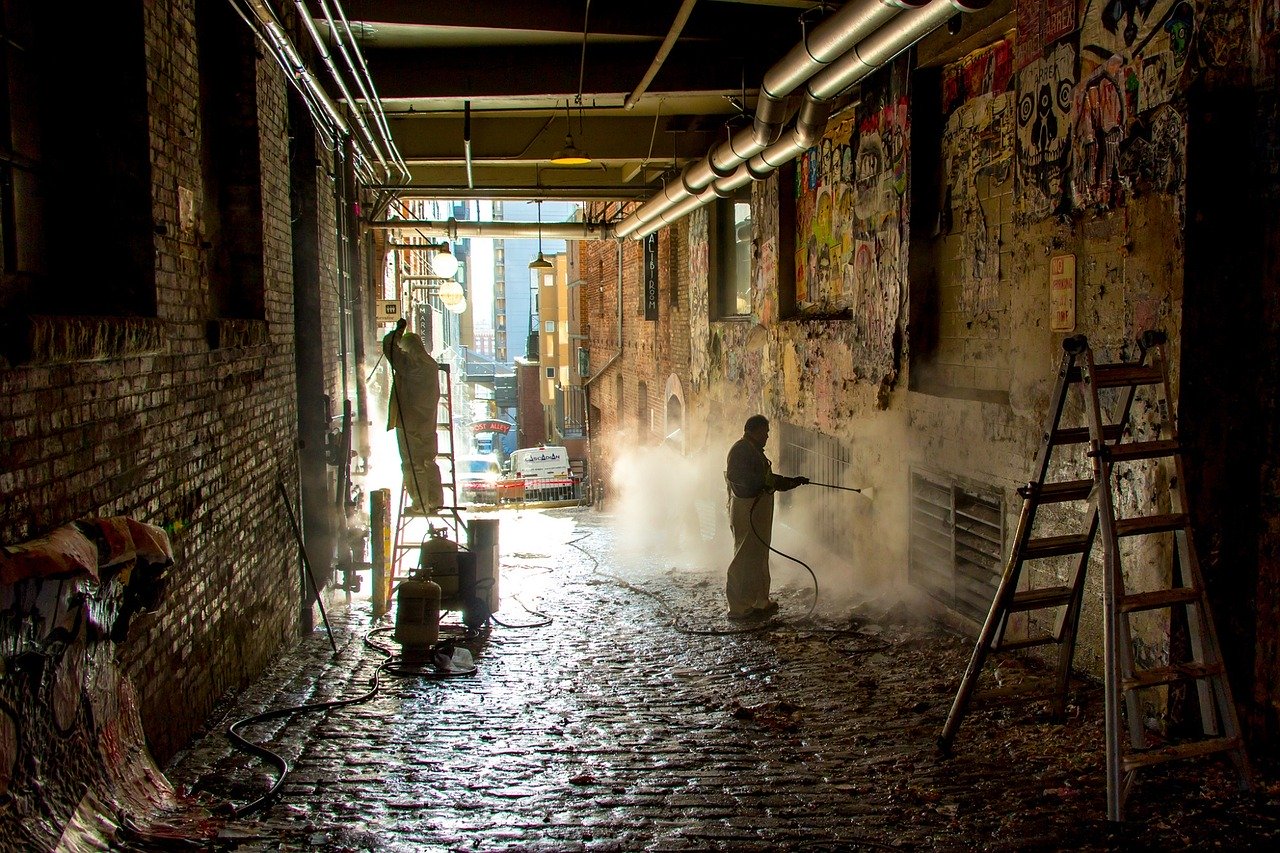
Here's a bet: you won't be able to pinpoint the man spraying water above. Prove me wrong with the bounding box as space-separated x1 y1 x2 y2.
723 415 808 619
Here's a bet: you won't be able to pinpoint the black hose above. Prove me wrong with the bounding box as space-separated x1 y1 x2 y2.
566 532 783 636
746 491 820 620
225 625 476 818
490 594 554 629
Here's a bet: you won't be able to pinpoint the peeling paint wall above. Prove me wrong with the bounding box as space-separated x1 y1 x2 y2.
584 0 1280 750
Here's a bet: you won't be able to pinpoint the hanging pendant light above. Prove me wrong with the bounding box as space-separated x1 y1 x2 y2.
529 200 553 270
549 99 590 165
431 242 459 278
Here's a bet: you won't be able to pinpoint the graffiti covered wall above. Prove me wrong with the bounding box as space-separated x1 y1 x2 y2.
794 61 911 390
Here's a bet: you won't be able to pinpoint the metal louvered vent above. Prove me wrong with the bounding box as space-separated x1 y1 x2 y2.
909 469 1003 624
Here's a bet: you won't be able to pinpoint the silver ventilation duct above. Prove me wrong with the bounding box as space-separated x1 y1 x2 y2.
621 0 990 240
615 0 931 239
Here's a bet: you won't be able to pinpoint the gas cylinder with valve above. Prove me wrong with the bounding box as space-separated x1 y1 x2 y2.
394 571 441 656
420 526 461 609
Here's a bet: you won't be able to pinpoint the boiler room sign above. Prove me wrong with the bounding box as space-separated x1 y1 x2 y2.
643 233 659 321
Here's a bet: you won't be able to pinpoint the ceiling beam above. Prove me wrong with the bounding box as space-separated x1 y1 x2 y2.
364 43 774 101
386 113 723 162
344 0 803 40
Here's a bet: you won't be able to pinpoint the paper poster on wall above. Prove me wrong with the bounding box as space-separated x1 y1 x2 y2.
1050 253 1076 332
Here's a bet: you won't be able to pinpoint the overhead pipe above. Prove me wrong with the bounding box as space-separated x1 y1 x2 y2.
464 101 475 190
326 0 412 181
367 218 614 240
243 0 351 138
621 0 989 239
624 0 700 110
294 1 388 179
615 0 931 238
743 0 986 176
313 0 406 181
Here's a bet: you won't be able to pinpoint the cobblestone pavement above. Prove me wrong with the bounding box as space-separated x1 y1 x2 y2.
166 508 1280 851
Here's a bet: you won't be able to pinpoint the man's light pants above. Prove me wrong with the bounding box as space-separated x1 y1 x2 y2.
727 491 773 615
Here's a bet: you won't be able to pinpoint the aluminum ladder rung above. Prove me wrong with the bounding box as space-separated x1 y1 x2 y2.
1072 363 1165 388
1008 586 1074 612
1051 424 1124 445
1098 439 1180 462
993 632 1060 652
1122 661 1223 692
1031 479 1094 503
1114 513 1188 537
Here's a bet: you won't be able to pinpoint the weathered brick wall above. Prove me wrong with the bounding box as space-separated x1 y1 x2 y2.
0 0 342 763
516 361 547 447
582 217 695 493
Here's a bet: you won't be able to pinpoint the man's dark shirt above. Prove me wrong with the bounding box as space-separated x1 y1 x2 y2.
726 436 770 498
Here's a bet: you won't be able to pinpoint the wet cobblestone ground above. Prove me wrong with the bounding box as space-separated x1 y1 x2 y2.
166 508 1280 851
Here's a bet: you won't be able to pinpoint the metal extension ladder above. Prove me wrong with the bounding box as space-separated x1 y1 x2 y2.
391 362 465 586
937 330 1250 820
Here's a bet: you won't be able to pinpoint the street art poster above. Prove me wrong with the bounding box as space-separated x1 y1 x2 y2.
793 60 909 385
1016 42 1077 220
688 208 711 389
1015 0 1078 71
1071 0 1195 211
942 39 1014 325
1252 0 1280 83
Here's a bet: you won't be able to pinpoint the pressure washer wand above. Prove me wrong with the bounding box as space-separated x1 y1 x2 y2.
806 481 875 500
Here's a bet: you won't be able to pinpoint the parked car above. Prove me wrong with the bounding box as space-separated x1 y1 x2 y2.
456 454 502 505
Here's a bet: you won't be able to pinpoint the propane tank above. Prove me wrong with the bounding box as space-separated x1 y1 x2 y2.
420 526 460 599
395 572 441 654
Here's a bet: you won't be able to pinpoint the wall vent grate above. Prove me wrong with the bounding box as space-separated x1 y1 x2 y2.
909 469 1003 624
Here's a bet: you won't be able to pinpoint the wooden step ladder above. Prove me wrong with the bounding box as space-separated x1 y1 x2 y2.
937 330 1250 821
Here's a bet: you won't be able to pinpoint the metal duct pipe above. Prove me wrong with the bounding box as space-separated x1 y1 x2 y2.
367 219 615 240
295 1 388 179
808 0 987 101
243 0 350 138
714 95 832 196
616 0 929 238
326 0 411 180
314 0 410 183
741 0 987 179
464 101 475 190
623 0 989 239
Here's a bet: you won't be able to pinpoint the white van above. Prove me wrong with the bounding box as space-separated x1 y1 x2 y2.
509 445 570 480
506 445 575 501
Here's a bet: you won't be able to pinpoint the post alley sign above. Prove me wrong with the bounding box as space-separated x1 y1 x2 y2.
472 420 514 434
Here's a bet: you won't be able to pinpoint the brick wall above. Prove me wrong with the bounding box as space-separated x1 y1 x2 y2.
516 360 546 448
583 217 694 492
0 0 346 763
